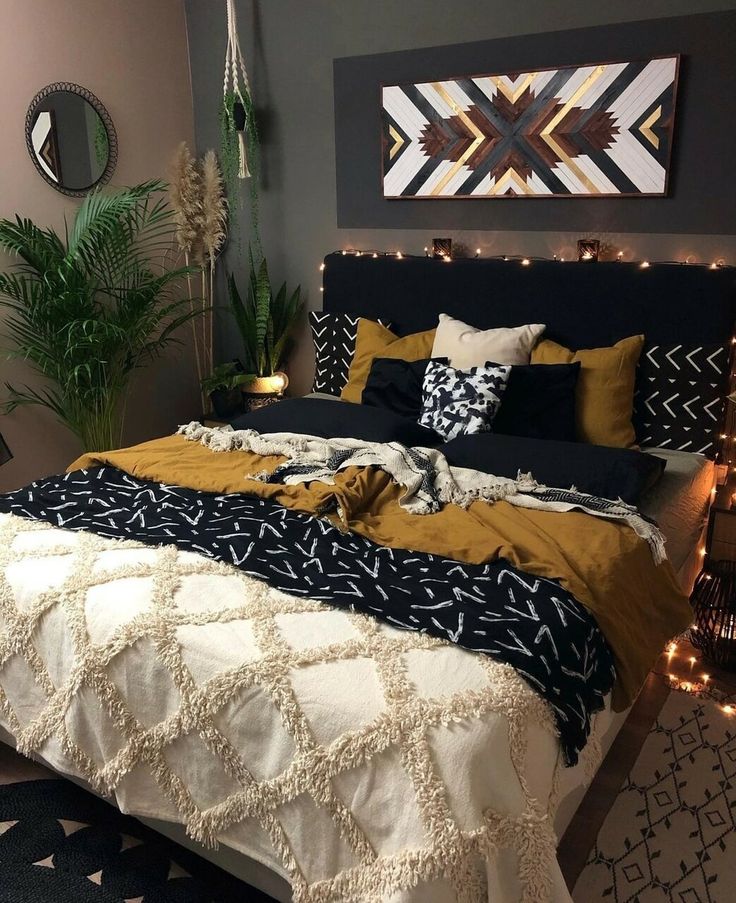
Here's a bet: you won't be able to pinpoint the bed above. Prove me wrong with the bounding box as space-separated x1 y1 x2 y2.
0 256 733 903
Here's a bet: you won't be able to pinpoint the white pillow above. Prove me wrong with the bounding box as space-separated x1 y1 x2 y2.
431 313 546 368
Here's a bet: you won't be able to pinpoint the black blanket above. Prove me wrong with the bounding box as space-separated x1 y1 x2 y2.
0 467 616 765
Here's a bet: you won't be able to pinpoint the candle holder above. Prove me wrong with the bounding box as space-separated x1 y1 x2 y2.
577 238 600 262
432 238 452 260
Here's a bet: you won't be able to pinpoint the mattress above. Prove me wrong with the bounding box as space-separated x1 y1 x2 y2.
639 448 715 575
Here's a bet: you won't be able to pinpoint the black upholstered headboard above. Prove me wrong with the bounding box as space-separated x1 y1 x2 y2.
322 255 736 457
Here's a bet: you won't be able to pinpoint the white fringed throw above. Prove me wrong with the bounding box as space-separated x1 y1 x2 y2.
178 423 667 563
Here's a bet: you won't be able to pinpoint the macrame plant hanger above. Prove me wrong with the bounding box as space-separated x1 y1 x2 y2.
224 0 251 180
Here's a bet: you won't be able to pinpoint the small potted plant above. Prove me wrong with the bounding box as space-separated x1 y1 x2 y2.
228 250 302 412
201 362 250 418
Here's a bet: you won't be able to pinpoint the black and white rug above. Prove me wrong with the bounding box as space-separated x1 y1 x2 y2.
574 691 736 902
0 778 274 902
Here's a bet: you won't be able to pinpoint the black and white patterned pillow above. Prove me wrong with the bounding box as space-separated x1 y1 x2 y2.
419 360 511 441
632 343 730 456
309 312 391 396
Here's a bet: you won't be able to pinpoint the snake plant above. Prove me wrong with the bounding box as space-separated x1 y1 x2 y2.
228 250 302 379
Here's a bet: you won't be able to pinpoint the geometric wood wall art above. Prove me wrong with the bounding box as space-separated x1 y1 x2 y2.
382 56 679 198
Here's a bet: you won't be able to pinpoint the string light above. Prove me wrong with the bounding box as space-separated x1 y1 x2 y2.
724 705 734 715
319 262 325 272
325 250 733 268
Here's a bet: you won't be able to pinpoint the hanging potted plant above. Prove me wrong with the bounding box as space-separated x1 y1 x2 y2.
228 251 302 412
220 0 260 251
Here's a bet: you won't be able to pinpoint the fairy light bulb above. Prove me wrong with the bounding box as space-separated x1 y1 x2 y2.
641 260 650 268
319 262 325 272
521 258 530 266
724 705 734 715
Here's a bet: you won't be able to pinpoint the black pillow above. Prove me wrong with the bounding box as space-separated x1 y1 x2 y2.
362 357 441 418
230 397 442 446
363 358 579 443
440 433 665 505
492 362 580 442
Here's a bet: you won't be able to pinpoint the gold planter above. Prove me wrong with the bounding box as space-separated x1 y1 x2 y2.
241 372 288 413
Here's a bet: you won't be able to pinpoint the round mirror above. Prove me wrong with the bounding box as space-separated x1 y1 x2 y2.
25 83 118 197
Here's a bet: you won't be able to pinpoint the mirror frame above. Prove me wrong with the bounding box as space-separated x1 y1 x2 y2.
25 82 118 197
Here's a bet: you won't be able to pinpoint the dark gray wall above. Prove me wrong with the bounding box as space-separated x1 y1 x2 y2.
335 12 736 234
184 0 736 395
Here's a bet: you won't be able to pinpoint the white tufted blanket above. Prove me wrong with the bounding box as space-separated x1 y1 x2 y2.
0 512 589 902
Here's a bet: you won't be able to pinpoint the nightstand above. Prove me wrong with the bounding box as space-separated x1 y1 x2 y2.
690 475 736 669
201 412 235 429
703 476 736 564
200 391 284 428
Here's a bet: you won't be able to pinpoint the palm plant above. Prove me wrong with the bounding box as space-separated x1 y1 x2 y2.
0 180 200 451
228 250 302 379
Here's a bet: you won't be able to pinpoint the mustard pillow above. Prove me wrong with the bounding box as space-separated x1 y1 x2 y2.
341 320 436 404
531 335 644 448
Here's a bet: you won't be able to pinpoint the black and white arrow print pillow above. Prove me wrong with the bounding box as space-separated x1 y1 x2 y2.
632 342 730 456
309 312 391 396
419 359 511 441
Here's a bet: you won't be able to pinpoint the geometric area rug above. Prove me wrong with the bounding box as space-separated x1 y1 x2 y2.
0 779 275 902
573 691 736 903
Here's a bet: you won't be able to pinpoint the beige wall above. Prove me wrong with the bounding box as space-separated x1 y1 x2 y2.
0 0 196 491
